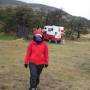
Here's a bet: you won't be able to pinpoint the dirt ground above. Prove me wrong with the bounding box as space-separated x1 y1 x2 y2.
0 38 90 90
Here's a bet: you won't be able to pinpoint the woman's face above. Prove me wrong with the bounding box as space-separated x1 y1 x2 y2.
35 35 42 41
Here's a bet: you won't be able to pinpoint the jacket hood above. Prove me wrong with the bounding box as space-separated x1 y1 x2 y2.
34 28 43 37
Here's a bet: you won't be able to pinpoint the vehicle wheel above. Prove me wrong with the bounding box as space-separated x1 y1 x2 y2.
57 40 61 43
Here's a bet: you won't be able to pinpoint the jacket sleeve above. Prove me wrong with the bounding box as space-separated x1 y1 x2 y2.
44 43 49 64
24 42 32 64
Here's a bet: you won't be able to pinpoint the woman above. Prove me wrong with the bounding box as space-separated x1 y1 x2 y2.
24 28 49 90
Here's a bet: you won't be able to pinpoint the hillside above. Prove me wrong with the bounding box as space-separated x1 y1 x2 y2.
0 0 90 28
0 0 88 19
0 0 26 5
0 0 59 11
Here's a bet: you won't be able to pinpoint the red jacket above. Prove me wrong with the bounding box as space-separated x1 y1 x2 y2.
24 40 48 65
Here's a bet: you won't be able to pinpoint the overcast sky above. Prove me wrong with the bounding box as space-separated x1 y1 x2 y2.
19 0 90 20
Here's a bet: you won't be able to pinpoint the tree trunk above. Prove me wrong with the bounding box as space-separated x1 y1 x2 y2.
77 31 80 39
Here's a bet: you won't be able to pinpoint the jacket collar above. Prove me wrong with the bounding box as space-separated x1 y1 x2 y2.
32 40 43 45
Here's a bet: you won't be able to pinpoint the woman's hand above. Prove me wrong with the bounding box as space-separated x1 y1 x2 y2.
44 64 48 68
24 64 28 68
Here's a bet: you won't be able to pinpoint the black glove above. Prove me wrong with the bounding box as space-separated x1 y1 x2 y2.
24 64 28 68
44 64 48 68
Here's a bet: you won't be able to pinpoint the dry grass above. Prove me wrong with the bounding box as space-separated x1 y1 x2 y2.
0 39 90 90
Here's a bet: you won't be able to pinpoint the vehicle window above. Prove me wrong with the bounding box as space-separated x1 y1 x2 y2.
48 28 53 32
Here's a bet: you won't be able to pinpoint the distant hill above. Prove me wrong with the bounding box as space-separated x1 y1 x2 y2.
0 0 90 27
0 0 74 20
0 0 26 5
0 0 60 11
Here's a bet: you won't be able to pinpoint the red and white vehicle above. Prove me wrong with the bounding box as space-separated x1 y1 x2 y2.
43 25 65 43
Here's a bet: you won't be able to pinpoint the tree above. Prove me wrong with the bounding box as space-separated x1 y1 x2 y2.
65 17 87 39
0 7 16 33
45 9 65 26
14 6 34 38
74 18 87 38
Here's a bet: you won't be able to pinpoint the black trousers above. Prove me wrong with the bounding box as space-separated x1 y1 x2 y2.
29 63 44 88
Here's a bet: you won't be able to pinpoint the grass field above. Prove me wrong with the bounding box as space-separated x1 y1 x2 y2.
0 33 17 40
0 38 90 90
